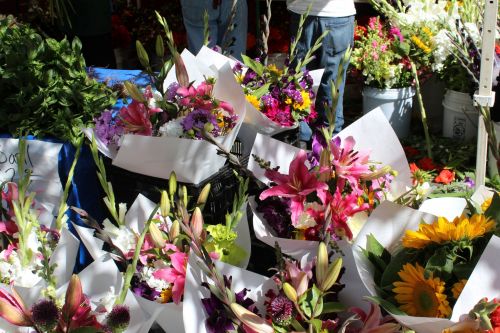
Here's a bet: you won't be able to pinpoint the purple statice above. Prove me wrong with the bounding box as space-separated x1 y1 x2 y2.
283 86 303 104
165 82 180 101
243 70 258 85
233 62 243 73
181 108 220 139
256 197 293 238
464 176 475 188
202 276 258 333
300 70 314 89
131 275 160 301
261 94 279 108
94 110 124 146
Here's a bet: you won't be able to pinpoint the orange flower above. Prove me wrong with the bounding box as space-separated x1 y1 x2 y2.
435 169 455 184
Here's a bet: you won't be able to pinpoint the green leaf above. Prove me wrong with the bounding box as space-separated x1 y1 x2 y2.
424 247 455 280
299 285 322 318
484 193 500 235
380 248 419 290
71 327 101 333
322 301 346 313
364 296 407 316
309 318 323 333
252 82 271 99
241 54 265 77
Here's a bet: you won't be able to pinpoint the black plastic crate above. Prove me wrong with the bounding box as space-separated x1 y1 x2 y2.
271 126 300 146
102 139 244 225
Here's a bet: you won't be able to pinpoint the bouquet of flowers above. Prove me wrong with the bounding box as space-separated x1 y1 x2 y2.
354 188 500 332
0 274 131 333
247 109 413 259
73 142 251 332
0 140 80 293
89 13 245 184
351 17 414 89
234 57 317 132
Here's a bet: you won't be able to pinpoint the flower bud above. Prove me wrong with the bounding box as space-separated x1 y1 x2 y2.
106 305 130 332
191 207 204 239
282 282 298 303
169 172 177 197
181 185 188 207
196 183 211 208
320 257 343 292
318 149 332 182
160 190 170 218
316 242 328 287
149 222 166 248
169 220 180 240
63 275 83 320
230 303 274 333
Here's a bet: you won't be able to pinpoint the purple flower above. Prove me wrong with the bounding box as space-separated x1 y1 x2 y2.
233 62 243 73
106 305 130 331
181 109 220 139
31 299 59 331
308 132 327 167
166 82 180 101
256 197 293 238
131 275 160 301
202 276 258 333
269 294 294 326
464 176 475 188
94 110 124 146
243 70 257 85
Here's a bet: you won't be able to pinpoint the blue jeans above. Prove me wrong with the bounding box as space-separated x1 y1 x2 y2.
290 13 355 140
181 0 247 61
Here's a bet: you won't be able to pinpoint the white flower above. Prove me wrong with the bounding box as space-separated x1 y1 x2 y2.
148 90 164 110
159 119 184 138
415 182 432 200
101 219 137 255
139 266 170 291
294 202 323 230
94 286 117 313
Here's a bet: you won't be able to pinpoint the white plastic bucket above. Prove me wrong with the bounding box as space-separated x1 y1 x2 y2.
442 90 478 140
362 86 415 138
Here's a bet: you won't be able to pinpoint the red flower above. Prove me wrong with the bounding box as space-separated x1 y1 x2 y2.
409 162 419 174
434 169 455 184
354 25 367 41
403 146 420 158
489 299 500 333
417 157 439 171
495 44 500 55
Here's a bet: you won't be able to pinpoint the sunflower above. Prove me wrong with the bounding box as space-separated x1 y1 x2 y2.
402 214 495 249
245 94 260 110
452 279 467 299
393 263 451 318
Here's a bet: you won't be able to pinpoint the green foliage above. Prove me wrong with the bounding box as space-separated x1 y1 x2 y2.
0 16 116 145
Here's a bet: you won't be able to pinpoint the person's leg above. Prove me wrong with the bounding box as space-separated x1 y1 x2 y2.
289 12 318 142
315 15 354 133
181 0 219 54
218 0 248 60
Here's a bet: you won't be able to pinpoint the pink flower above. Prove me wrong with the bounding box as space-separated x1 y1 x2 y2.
323 189 369 240
177 81 215 110
119 100 153 135
259 150 329 225
152 250 188 304
330 136 370 195
380 44 388 52
0 287 32 326
284 259 314 296
389 26 403 42
348 302 400 333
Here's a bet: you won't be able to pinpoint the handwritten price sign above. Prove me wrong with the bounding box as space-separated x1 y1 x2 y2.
0 138 63 211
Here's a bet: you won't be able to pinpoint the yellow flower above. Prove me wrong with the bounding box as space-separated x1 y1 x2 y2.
402 214 495 249
393 263 451 318
216 111 225 129
410 35 432 54
481 197 493 212
267 63 282 76
285 97 293 105
293 90 311 111
159 288 172 303
246 94 260 110
452 279 467 299
422 26 433 38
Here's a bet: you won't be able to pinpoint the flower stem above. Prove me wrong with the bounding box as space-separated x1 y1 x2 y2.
411 61 432 159
116 204 159 305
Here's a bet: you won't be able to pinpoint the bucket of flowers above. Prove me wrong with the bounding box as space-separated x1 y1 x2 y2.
89 13 246 185
353 187 500 333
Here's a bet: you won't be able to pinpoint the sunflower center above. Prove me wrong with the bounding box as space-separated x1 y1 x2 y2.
413 282 438 317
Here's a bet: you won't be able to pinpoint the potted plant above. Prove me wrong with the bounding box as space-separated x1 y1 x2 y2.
351 17 415 138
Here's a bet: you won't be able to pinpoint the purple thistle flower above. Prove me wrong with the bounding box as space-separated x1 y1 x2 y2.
94 110 124 146
106 305 130 331
269 294 294 326
31 299 59 331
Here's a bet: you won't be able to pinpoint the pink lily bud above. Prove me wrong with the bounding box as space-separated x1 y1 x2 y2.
190 207 204 239
63 275 83 320
230 303 274 333
0 288 31 327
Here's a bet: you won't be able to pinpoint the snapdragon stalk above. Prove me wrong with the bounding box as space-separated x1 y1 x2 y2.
116 204 159 305
90 134 124 226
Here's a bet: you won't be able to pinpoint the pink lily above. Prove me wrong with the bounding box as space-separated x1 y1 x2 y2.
176 82 215 110
119 100 153 135
348 302 400 333
152 250 188 304
0 287 32 327
323 189 369 240
330 136 370 195
284 259 314 296
259 150 328 224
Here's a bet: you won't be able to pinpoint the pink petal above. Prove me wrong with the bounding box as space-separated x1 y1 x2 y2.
152 268 177 283
171 277 185 304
